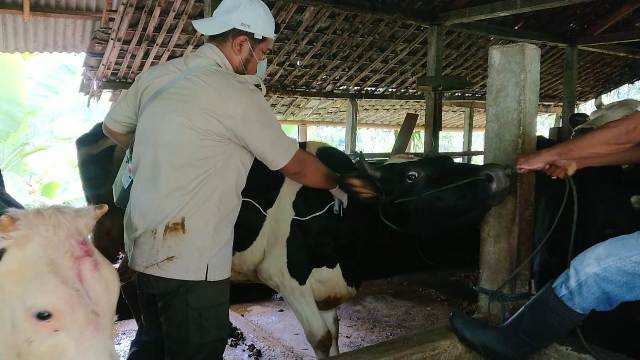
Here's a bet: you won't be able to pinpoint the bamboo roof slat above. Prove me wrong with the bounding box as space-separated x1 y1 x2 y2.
142 0 183 72
116 0 154 79
159 0 196 64
127 4 162 80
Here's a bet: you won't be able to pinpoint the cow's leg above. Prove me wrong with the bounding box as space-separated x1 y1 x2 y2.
320 308 339 356
279 287 333 358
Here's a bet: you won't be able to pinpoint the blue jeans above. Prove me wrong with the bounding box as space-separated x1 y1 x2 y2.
553 231 640 314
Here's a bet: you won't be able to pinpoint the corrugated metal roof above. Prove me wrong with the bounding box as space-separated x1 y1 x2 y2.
3 0 103 11
0 15 97 53
0 0 107 53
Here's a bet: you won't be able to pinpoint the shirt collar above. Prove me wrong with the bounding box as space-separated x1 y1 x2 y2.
195 43 235 73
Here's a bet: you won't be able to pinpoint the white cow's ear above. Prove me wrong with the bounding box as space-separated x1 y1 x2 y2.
0 214 17 234
93 204 109 220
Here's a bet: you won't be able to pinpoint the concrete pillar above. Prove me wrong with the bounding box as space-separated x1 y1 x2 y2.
298 124 308 142
345 97 358 153
479 43 540 319
463 108 474 163
424 25 444 155
561 46 577 141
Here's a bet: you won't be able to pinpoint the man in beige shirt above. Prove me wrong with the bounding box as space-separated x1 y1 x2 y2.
103 0 347 358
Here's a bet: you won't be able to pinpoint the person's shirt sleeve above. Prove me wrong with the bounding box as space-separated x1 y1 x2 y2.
104 75 144 134
225 93 299 170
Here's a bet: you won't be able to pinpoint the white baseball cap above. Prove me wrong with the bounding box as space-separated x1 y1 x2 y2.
192 0 276 39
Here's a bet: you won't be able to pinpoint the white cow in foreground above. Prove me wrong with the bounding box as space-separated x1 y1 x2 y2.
0 205 119 360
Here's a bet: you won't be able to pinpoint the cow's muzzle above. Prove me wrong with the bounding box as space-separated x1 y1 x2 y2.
478 164 513 204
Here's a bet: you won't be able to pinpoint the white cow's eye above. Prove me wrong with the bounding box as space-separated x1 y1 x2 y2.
406 171 419 182
34 311 53 321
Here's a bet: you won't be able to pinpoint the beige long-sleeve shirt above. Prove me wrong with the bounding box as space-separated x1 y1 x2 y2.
104 44 298 281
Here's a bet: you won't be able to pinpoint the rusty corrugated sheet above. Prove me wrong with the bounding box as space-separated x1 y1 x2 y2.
0 0 107 53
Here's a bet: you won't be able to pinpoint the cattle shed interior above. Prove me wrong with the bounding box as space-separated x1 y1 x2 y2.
3 0 640 359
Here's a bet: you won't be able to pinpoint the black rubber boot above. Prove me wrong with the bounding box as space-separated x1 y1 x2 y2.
449 284 587 360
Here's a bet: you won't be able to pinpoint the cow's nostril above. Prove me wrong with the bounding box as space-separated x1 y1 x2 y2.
479 164 512 196
34 311 53 321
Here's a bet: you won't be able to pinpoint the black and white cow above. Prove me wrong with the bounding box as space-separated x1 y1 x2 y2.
232 142 510 357
77 126 510 358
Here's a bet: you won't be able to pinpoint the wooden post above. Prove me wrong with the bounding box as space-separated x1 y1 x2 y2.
298 124 308 142
345 97 358 153
22 0 30 22
392 113 419 155
463 108 474 163
424 25 444 155
561 45 577 141
479 43 539 319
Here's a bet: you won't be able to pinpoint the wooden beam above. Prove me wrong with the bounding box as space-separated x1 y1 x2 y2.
424 25 444 155
577 30 640 45
589 0 640 36
22 0 30 22
440 0 595 25
279 120 422 131
275 0 430 26
463 108 474 163
577 44 640 59
357 151 484 160
450 23 567 46
272 88 424 100
0 4 103 20
345 97 358 153
391 113 419 155
416 75 472 91
99 81 562 113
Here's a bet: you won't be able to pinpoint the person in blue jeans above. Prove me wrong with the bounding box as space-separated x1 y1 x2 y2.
450 108 640 360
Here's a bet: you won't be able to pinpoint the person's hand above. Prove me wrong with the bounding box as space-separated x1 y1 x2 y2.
543 160 578 179
516 150 556 174
329 186 348 208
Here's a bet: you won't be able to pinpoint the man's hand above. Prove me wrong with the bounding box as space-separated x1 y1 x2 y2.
516 149 557 174
543 160 578 179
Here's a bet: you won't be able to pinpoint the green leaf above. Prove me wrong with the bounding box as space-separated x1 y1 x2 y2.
40 181 60 199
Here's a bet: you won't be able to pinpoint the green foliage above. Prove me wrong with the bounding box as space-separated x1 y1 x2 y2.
281 124 298 139
40 181 61 199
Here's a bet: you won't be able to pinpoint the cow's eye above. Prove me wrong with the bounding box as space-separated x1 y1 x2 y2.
34 311 53 321
406 171 419 182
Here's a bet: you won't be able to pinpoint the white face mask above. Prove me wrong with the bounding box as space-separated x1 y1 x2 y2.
256 58 267 80
239 43 267 96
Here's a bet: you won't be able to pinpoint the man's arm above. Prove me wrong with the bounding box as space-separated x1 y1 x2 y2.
518 111 640 172
542 145 640 178
574 145 640 169
279 149 337 189
102 123 133 149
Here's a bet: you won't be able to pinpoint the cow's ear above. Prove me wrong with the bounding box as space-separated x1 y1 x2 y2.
339 173 380 202
93 204 109 220
0 214 17 234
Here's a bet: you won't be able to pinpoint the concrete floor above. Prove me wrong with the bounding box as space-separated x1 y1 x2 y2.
113 270 480 359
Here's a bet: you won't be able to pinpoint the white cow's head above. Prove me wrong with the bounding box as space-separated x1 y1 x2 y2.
0 205 119 360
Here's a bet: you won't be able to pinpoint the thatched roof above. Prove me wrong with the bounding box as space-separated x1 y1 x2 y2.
77 0 640 128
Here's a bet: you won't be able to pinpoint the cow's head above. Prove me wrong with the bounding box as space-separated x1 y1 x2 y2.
0 205 119 360
342 154 511 231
